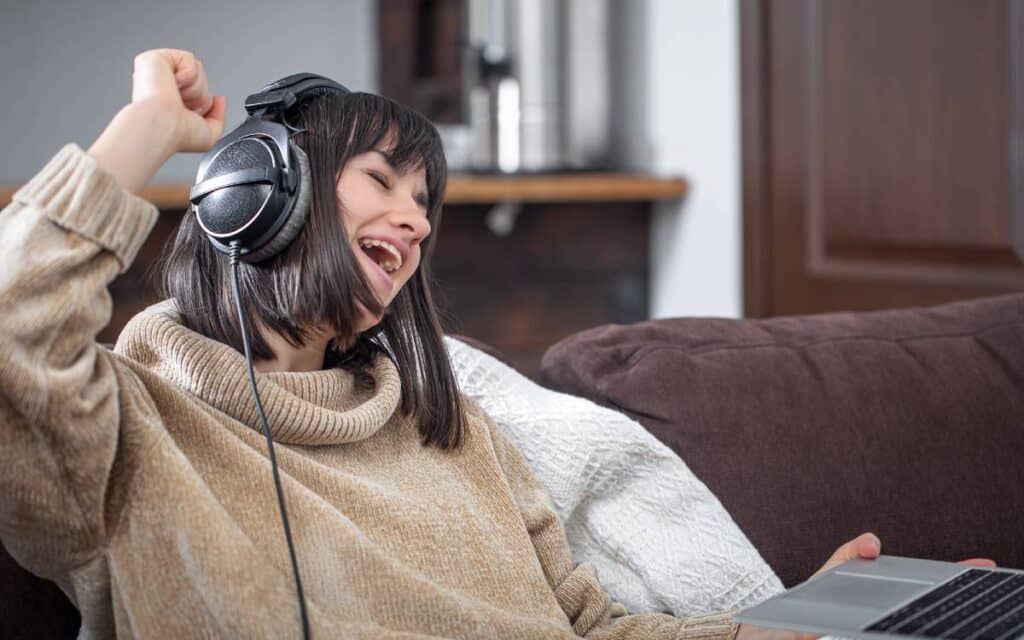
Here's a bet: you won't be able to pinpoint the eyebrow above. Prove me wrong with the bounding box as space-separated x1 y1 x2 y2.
370 151 430 212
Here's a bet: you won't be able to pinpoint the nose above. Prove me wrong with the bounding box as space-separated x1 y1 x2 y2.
389 195 432 243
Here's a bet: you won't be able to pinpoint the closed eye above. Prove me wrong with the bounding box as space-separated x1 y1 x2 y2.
367 171 390 188
367 168 428 215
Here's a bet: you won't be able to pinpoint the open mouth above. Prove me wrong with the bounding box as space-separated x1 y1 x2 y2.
358 238 403 274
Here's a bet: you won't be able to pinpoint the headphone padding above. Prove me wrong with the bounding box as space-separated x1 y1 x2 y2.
244 145 312 263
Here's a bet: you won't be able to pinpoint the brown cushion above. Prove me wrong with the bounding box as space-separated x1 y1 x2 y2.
538 294 1024 587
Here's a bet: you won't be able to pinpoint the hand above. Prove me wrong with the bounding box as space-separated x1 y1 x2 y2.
809 531 996 576
131 48 226 153
810 531 883 578
736 533 998 640
88 49 227 194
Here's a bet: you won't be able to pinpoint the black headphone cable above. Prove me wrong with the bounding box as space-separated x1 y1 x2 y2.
229 241 311 640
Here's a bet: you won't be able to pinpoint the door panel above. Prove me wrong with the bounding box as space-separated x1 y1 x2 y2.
743 0 1024 316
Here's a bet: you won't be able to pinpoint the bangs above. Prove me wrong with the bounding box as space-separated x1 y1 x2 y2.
340 93 448 225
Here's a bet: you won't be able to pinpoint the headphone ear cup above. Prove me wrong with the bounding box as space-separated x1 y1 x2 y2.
243 144 313 263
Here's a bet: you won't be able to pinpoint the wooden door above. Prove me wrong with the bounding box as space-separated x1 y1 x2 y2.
742 0 1024 316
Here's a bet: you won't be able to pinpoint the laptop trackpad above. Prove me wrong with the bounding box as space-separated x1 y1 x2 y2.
789 573 928 610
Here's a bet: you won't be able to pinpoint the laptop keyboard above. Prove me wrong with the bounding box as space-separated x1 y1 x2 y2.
865 569 1024 640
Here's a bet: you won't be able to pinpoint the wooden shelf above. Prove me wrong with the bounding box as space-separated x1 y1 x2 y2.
444 173 687 204
0 173 686 208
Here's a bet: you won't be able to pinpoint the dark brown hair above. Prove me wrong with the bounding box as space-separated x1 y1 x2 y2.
157 90 465 450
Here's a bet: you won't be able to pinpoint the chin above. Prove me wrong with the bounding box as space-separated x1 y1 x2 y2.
357 313 384 334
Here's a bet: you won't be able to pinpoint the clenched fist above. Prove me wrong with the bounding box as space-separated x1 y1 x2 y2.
88 48 228 194
131 49 226 153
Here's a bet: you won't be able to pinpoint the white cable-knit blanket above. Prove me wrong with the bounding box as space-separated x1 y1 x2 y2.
445 337 785 617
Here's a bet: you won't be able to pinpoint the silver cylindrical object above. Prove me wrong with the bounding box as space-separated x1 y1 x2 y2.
511 0 563 171
563 0 611 169
465 0 612 173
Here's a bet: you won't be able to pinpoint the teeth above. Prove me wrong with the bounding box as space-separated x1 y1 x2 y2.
359 238 403 273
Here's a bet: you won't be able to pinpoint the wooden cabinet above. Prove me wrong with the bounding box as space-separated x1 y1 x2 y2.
377 0 465 124
431 199 653 375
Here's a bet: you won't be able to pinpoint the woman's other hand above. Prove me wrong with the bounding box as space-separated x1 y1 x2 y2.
735 532 998 640
810 531 883 578
131 49 226 153
810 531 996 574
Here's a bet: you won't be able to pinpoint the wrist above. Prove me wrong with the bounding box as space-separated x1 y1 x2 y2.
88 102 178 195
122 101 180 154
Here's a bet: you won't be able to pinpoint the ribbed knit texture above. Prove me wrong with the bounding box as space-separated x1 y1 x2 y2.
0 144 742 639
117 299 402 445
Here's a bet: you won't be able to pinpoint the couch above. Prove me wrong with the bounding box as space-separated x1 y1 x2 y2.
3 293 1023 638
538 293 1024 587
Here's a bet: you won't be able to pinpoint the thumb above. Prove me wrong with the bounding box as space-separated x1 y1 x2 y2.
959 558 997 567
179 95 227 153
814 532 882 577
203 95 227 140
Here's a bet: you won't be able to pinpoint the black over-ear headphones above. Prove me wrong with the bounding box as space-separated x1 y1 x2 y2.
189 73 350 263
187 73 350 640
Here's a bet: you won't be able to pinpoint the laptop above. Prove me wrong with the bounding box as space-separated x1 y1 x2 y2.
734 555 1024 640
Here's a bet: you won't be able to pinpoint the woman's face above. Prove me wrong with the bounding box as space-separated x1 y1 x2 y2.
335 149 432 332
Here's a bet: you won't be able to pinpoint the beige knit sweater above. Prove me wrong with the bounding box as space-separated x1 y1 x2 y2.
0 144 741 639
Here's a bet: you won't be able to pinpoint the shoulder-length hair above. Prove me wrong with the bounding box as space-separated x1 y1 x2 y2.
157 90 465 450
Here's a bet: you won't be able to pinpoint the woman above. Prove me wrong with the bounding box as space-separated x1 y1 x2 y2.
0 48 985 639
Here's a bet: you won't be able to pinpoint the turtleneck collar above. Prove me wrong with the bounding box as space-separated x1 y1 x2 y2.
114 300 401 446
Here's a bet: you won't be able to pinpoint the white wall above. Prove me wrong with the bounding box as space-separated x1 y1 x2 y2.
0 0 376 183
644 0 742 319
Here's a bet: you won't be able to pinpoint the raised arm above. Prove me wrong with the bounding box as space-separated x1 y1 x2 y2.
0 50 224 578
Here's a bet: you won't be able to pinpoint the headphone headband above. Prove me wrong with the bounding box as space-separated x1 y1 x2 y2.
244 73 349 117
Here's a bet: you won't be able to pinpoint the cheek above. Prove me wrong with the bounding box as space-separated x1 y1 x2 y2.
401 248 422 278
337 210 359 239
335 183 375 234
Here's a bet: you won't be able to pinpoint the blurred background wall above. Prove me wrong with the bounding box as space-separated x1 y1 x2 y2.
644 0 741 319
0 0 378 181
0 0 743 324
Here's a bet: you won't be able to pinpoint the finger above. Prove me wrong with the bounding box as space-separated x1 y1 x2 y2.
833 533 881 563
178 59 203 97
171 53 205 115
195 92 213 116
203 95 227 138
133 49 194 104
179 95 227 152
854 532 882 559
187 87 213 116
814 533 881 577
180 61 211 112
174 53 201 89
959 558 997 567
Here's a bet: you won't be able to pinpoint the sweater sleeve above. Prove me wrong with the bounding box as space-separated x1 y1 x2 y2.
0 144 158 578
481 404 742 640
